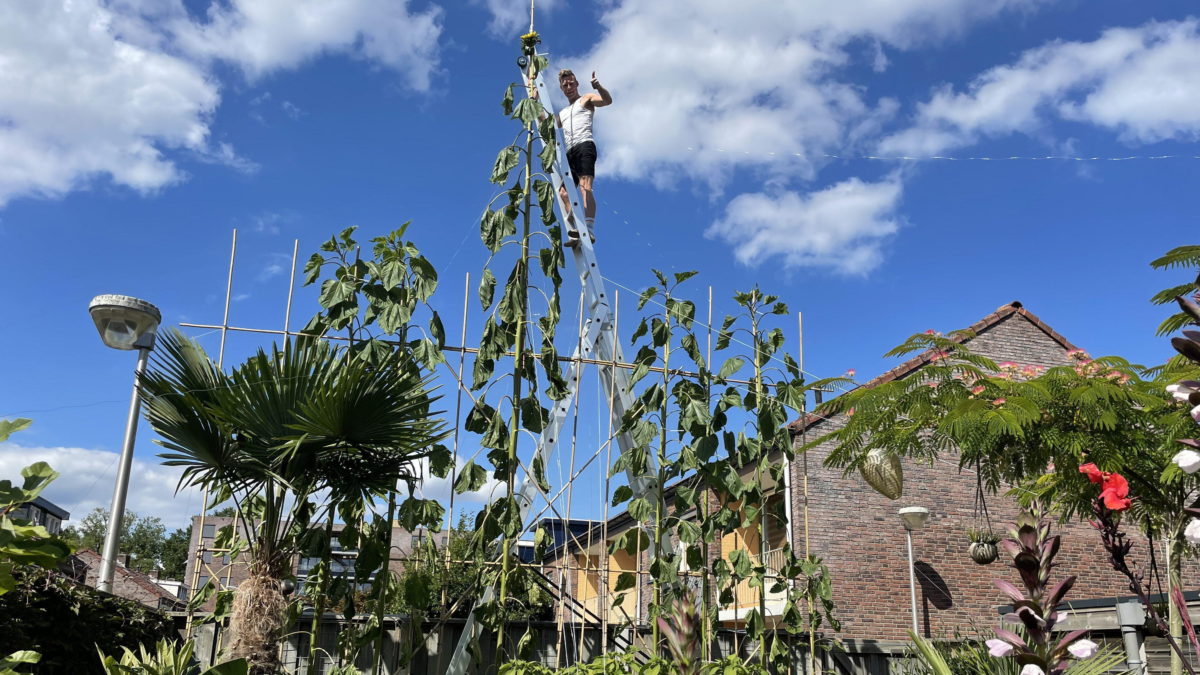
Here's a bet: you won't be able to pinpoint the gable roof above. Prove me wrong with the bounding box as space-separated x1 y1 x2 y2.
67 548 184 607
787 301 1077 434
554 302 1077 558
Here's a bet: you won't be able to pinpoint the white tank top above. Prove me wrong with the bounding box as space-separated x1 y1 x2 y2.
558 99 593 150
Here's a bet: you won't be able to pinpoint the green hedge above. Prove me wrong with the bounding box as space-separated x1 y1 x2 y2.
0 567 176 675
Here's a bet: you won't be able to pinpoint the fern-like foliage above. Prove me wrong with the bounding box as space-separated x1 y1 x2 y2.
806 330 1198 529
1150 245 1200 336
1151 245 1200 271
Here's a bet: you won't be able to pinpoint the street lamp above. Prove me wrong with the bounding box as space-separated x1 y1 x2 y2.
89 295 161 593
899 506 930 637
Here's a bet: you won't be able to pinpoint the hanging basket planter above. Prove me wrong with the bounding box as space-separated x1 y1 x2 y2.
859 448 903 500
968 541 999 565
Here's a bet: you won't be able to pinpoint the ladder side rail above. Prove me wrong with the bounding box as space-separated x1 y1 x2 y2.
529 64 671 550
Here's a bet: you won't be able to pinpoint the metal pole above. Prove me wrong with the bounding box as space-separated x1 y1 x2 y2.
905 527 919 636
97 346 151 593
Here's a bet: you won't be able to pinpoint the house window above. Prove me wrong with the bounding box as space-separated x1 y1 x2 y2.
413 532 425 549
222 554 230 565
202 524 216 539
44 515 62 535
196 575 210 591
203 551 212 564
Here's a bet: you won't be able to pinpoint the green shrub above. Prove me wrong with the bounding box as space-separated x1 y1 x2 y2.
0 567 175 675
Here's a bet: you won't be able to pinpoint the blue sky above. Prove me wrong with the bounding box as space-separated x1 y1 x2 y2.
0 0 1197 536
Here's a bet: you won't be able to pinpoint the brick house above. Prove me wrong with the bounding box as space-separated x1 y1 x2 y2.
61 548 186 610
183 516 439 611
549 301 1179 648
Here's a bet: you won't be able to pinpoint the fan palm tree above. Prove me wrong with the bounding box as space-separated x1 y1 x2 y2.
141 330 448 674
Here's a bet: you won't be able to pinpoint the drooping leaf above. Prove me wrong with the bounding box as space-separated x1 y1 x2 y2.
490 146 520 184
639 287 659 310
428 444 452 478
479 269 498 311
501 83 515 116
454 460 489 494
520 394 550 434
511 98 544 125
717 357 745 382
410 256 438 301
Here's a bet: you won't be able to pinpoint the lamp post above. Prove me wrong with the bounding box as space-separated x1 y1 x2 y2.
899 506 930 637
89 295 161 593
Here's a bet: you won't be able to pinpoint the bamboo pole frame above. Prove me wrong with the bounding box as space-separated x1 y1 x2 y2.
170 230 830 671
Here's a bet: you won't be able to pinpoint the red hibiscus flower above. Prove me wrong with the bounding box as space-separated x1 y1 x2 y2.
1100 473 1132 512
1079 463 1104 484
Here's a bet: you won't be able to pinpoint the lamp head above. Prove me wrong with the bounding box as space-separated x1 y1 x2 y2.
89 295 161 351
899 506 930 530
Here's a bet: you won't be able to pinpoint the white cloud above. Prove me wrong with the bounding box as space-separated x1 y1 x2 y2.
472 0 564 37
0 442 502 536
251 211 285 235
0 0 222 207
257 256 288 281
0 443 205 532
881 19 1200 155
556 0 1049 190
706 174 903 275
281 101 304 120
413 455 506 505
0 0 445 209
171 0 444 90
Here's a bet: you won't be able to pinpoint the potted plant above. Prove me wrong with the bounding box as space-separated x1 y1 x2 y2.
966 528 1000 565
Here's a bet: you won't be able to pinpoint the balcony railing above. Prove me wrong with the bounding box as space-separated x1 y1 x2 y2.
731 547 789 611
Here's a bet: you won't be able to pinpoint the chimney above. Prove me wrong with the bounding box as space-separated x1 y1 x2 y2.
814 389 823 406
149 569 160 580
117 554 130 567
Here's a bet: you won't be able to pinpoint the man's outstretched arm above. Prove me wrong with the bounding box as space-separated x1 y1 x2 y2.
588 71 612 108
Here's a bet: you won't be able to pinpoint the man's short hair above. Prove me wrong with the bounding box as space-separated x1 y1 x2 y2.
558 69 576 83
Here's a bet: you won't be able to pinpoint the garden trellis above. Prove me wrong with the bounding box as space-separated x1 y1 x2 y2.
172 36 848 675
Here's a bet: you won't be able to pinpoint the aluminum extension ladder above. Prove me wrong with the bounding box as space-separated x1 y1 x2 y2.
443 55 670 675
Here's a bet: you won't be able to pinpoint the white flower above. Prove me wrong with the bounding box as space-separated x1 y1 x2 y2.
1068 639 1099 659
1020 665 1046 675
1173 449 1200 474
986 639 1014 657
1167 381 1200 402
1186 520 1200 545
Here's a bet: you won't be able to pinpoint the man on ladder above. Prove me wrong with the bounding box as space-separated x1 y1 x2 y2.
533 69 611 247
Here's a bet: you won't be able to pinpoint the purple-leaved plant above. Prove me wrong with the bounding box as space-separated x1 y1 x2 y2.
984 505 1098 675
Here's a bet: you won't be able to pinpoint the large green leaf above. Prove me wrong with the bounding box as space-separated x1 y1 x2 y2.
454 460 489 494
490 146 519 184
0 419 32 443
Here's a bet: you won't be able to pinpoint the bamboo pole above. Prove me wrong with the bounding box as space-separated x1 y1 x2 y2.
599 290 618 659
703 286 713 662
284 239 298 337
177 322 770 386
437 273 470 675
556 298 586 667
799 312 816 675
186 230 237 638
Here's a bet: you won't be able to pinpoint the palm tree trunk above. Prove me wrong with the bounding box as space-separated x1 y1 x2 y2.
230 563 288 674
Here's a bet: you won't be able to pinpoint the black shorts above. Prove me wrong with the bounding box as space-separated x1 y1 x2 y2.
566 141 596 186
